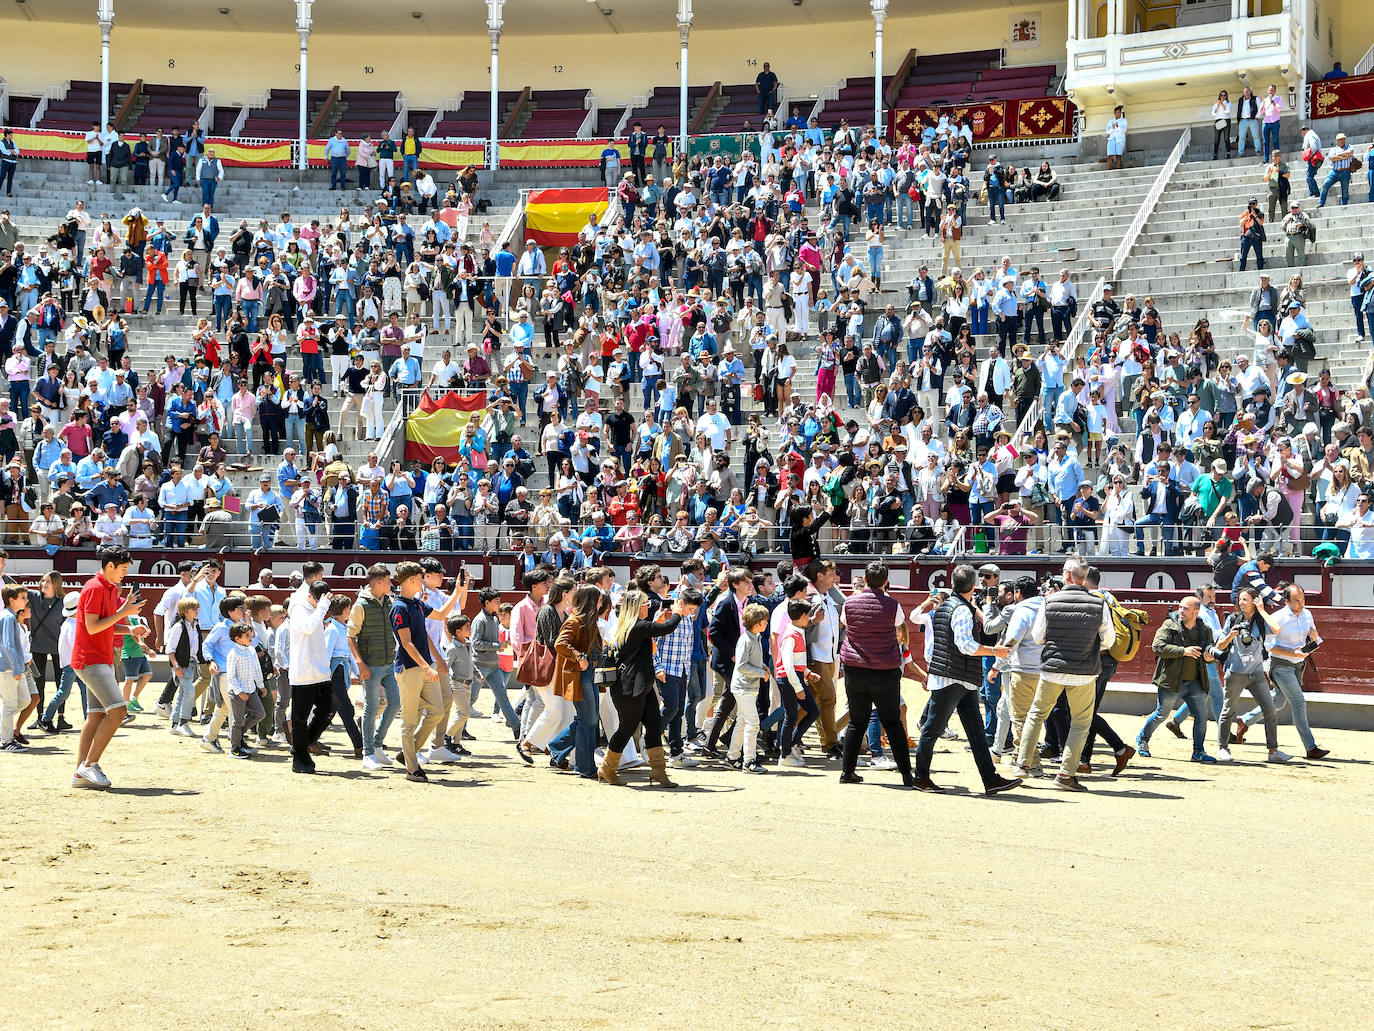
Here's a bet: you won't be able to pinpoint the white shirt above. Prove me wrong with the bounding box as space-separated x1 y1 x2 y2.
287 594 332 686
1269 605 1317 661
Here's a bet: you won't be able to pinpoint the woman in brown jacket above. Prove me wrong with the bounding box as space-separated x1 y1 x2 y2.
549 584 606 778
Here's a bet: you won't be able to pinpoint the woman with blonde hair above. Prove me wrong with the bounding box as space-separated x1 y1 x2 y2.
598 588 685 786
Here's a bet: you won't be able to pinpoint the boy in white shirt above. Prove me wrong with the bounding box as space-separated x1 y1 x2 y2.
224 622 266 759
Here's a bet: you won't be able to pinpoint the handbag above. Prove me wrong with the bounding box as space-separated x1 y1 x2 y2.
752 382 764 402
256 504 280 524
515 640 556 688
1029 481 1050 507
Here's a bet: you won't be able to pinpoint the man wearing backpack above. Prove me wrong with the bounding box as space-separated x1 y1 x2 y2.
1080 567 1138 777
1281 202 1313 268
1242 478 1294 553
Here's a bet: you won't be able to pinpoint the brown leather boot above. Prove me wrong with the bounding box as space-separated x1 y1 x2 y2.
597 749 623 785
646 746 677 787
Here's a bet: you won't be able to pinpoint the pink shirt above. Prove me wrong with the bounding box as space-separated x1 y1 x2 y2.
510 596 539 650
231 391 258 425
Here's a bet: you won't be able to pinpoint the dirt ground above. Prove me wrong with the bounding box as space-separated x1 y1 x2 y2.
3 706 1371 1031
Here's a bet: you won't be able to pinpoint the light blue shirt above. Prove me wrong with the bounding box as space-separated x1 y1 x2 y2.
1048 454 1083 501
1037 351 1067 389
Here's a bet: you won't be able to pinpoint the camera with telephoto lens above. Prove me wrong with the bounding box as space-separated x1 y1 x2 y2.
1238 630 1254 646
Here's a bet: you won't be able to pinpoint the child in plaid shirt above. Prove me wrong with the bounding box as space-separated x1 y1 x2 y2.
224 622 266 759
652 586 703 768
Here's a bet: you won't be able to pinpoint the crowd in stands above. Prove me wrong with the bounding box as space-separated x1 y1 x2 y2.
0 106 1373 562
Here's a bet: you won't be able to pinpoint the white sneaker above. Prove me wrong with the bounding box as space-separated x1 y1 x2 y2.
361 755 383 771
156 703 173 717
940 727 958 741
1217 747 1233 762
374 748 395 766
268 732 288 746
426 745 461 763
171 723 196 738
416 750 431 764
782 753 807 768
73 770 98 789
1267 750 1292 763
868 754 898 771
668 753 700 768
200 737 223 753
76 762 111 788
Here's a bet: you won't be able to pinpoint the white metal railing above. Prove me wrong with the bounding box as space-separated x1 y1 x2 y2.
376 397 408 466
613 96 645 138
388 93 407 142
1008 274 1106 446
1110 125 1189 276
231 93 268 140
578 92 598 139
1355 43 1374 77
30 83 66 129
197 87 214 131
809 81 839 125
0 78 8 124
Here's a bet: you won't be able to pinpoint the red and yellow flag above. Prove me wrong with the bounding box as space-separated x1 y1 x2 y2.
524 187 608 248
404 390 488 465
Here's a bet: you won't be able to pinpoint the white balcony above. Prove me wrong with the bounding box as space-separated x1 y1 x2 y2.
1066 9 1304 102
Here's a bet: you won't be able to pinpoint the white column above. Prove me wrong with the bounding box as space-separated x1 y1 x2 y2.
872 0 888 131
488 0 504 171
678 0 693 161
97 0 115 129
1068 0 1078 41
296 0 312 171
1109 0 1123 35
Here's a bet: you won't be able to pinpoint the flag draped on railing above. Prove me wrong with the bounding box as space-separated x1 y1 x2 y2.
403 390 489 464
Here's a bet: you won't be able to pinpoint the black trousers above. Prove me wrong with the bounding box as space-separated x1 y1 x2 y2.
841 666 912 780
1044 691 1070 755
915 684 998 787
1081 655 1126 764
290 679 335 763
608 689 663 753
330 666 363 750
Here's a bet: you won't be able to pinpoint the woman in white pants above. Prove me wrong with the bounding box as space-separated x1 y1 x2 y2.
522 584 574 753
1101 477 1137 556
361 363 387 439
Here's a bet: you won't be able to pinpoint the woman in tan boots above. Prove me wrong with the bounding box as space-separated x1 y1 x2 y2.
598 589 683 787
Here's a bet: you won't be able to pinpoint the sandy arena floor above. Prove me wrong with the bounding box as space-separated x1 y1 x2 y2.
2 705 1371 1030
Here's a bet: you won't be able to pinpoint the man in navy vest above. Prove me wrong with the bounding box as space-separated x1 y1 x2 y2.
913 564 1021 795
837 561 920 787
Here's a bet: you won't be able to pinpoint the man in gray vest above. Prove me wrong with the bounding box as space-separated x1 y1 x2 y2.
913 563 1021 795
347 563 400 771
1015 556 1114 791
838 561 915 787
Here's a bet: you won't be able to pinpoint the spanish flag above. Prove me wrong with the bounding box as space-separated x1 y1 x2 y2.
524 187 608 248
404 390 488 465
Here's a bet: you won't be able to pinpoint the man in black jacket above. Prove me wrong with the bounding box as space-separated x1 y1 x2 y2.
701 569 765 754
912 563 1019 794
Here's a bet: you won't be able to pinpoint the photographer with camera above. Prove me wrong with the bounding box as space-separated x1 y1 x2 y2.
1211 586 1288 764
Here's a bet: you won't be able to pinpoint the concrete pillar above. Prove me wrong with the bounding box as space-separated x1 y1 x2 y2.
678 0 693 160
488 0 504 170
296 0 312 171
872 0 888 131
98 0 114 129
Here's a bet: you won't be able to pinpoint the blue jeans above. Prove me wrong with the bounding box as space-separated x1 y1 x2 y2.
988 187 1005 222
161 511 187 546
43 667 79 722
142 281 165 313
1171 663 1224 723
1040 385 1063 432
1354 295 1369 340
232 421 253 455
213 294 232 331
201 179 217 206
402 155 419 181
1134 512 1172 555
659 672 686 755
329 155 348 189
1261 121 1280 159
896 192 914 229
685 661 708 738
969 301 989 335
1319 168 1351 206
283 414 306 455
1306 160 1320 196
251 520 276 550
242 299 261 332
978 656 1000 747
9 380 29 419
550 673 599 775
1139 678 1208 754
1237 119 1262 158
361 665 400 754
1238 236 1264 271
476 663 519 736
843 372 861 408
1242 657 1316 752
170 663 198 724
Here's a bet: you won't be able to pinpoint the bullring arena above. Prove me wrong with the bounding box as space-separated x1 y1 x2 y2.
3 0 1374 1026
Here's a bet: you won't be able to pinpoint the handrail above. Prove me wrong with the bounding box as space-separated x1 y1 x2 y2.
1110 126 1189 276
577 93 597 139
387 93 407 141
376 396 409 466
885 48 917 110
0 78 7 124
807 83 836 127
112 78 142 132
689 81 721 135
1008 274 1106 447
1355 43 1374 77
310 85 340 138
503 86 531 138
231 93 268 140
197 88 214 132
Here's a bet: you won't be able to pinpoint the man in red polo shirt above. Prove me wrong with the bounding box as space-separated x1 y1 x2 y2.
71 545 146 790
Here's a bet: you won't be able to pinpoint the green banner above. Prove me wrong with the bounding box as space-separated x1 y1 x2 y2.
688 133 759 162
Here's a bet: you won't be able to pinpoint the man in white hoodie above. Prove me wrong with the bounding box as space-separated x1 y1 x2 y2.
288 579 334 775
